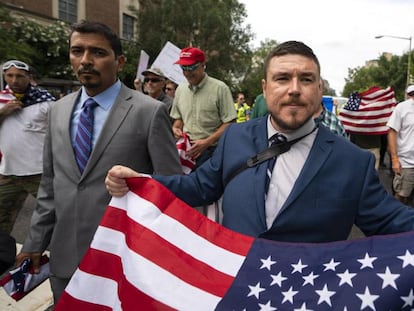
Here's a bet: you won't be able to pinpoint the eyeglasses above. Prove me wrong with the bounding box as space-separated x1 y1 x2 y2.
2 60 30 72
180 62 201 72
144 78 163 83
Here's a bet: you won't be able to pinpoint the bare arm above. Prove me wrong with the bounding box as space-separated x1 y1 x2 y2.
172 119 183 140
387 129 401 174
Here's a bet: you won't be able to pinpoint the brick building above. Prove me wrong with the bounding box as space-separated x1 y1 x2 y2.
0 0 140 93
0 0 139 40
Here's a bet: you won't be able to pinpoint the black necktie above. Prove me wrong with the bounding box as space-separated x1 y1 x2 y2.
266 133 287 191
74 98 98 173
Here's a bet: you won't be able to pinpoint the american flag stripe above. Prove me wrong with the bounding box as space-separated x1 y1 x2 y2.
98 208 236 296
67 227 225 310
124 177 252 257
58 178 253 310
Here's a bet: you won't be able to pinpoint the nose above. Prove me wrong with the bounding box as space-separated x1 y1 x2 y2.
80 51 93 66
288 77 301 95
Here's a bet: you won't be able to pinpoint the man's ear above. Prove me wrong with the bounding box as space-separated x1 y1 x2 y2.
117 55 126 72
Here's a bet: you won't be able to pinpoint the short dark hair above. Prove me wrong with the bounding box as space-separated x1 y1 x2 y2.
263 41 321 78
70 20 123 57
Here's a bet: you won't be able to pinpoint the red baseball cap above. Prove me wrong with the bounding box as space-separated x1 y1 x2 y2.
174 47 205 66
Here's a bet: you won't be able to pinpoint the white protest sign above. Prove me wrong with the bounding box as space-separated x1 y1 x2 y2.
151 41 186 85
136 50 150 81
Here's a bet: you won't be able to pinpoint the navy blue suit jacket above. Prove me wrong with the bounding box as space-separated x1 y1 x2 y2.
155 116 414 243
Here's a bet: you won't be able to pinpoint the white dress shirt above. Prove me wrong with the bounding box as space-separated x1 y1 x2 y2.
265 117 318 228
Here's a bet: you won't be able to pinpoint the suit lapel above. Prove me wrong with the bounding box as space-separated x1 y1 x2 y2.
57 92 83 177
252 118 270 228
279 126 335 213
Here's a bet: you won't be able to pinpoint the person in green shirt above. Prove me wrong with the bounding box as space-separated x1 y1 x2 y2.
250 93 268 119
171 47 236 169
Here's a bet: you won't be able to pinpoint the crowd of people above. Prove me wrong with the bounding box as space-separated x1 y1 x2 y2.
1 19 414 309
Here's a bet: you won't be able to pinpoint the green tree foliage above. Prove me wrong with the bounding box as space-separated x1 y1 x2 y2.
234 39 337 103
236 39 278 103
0 5 33 62
0 4 72 81
119 39 142 88
343 52 411 101
8 19 72 80
132 0 253 91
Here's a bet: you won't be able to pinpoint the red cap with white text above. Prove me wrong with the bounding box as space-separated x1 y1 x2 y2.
174 47 205 66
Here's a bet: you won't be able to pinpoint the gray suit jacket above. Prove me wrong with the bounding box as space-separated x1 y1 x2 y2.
22 84 182 278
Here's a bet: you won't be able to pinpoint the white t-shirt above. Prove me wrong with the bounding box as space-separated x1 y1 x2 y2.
386 98 414 167
0 101 51 175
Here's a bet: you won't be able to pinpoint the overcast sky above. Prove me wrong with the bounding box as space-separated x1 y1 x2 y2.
240 0 414 96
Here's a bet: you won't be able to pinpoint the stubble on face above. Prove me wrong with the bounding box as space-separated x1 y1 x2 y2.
270 106 312 131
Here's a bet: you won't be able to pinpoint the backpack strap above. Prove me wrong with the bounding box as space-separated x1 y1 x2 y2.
225 128 316 186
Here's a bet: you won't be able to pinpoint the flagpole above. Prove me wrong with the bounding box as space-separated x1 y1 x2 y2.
375 35 412 87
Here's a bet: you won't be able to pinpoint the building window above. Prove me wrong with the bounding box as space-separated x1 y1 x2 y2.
122 14 134 40
59 0 77 24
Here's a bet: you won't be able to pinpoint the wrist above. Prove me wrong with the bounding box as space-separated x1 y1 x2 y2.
391 157 400 164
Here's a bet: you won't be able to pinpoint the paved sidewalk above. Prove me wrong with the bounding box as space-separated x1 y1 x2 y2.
0 244 53 311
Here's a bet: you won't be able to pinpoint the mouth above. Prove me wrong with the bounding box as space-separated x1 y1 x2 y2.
283 102 305 108
78 68 99 76
79 71 96 76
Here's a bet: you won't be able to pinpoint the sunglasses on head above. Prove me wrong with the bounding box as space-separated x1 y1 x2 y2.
144 77 163 83
2 60 30 72
180 62 201 72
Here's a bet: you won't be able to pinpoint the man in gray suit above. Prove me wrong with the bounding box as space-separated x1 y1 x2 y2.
16 21 182 303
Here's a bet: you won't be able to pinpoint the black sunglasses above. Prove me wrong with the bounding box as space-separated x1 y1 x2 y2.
144 78 163 83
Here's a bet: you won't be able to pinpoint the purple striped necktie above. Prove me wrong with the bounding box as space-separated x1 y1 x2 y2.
74 98 98 173
265 133 287 191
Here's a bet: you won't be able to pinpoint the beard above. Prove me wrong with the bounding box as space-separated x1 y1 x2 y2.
77 72 101 89
270 110 313 132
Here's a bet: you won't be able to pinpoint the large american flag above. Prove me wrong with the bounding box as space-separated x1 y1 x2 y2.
338 86 396 135
55 177 414 310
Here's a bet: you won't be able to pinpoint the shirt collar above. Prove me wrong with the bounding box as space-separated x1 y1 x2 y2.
79 80 121 110
188 73 208 92
267 116 316 142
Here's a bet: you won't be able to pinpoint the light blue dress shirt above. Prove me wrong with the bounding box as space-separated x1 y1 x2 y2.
71 80 121 147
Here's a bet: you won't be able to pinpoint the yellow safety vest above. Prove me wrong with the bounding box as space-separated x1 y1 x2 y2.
234 103 250 123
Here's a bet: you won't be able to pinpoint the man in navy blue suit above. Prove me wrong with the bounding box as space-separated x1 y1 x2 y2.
106 41 414 243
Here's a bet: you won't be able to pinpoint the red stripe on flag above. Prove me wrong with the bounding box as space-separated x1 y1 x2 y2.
56 178 254 310
176 132 195 174
126 177 254 256
57 293 113 311
101 206 235 297
58 249 174 310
